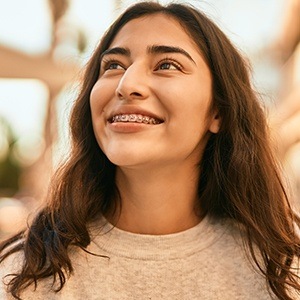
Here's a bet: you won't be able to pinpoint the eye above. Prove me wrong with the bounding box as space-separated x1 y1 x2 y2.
155 59 182 71
159 63 177 70
101 59 125 72
106 62 125 70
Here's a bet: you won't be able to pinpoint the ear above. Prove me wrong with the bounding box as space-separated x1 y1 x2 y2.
208 111 220 134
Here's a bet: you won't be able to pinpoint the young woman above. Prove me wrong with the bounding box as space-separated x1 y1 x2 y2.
1 2 300 299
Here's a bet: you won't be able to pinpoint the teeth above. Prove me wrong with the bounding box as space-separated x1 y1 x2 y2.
111 114 161 124
142 116 150 124
136 115 143 123
121 115 129 122
129 114 137 122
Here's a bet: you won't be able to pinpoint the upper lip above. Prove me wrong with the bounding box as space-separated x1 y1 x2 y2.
108 107 164 122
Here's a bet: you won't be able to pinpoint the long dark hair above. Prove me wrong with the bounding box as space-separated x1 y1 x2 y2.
1 2 300 299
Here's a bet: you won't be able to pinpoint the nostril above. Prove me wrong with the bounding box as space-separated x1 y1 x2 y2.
130 92 142 97
117 91 124 99
116 91 143 100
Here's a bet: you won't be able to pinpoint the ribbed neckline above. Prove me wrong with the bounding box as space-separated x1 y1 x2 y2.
89 215 227 260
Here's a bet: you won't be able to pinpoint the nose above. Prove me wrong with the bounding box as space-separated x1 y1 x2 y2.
115 64 149 101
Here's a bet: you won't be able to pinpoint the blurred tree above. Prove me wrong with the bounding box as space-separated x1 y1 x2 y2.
0 117 21 196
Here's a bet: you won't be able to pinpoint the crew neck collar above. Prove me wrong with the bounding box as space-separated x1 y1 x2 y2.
89 215 227 260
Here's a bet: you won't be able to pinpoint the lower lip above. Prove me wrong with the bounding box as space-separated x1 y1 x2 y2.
107 122 161 133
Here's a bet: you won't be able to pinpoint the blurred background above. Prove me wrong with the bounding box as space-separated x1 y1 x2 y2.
0 0 299 239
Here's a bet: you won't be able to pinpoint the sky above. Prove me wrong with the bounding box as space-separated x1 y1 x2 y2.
0 0 286 162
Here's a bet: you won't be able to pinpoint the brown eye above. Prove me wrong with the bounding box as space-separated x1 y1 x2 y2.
159 63 176 70
155 59 182 71
106 63 124 70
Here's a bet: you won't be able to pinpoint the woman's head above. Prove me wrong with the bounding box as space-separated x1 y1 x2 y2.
90 12 220 168
74 2 253 144
70 1 264 217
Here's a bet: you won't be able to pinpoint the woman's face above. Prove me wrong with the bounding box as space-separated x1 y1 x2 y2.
90 13 219 168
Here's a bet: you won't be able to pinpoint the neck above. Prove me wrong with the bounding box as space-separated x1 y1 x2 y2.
108 163 202 235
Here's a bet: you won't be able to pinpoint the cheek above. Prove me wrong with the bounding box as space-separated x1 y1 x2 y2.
156 82 212 123
89 81 115 144
90 81 111 115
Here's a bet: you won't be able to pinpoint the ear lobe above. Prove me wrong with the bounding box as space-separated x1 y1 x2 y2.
209 113 220 134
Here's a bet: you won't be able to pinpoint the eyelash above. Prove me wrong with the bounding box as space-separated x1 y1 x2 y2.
101 58 125 71
101 56 183 72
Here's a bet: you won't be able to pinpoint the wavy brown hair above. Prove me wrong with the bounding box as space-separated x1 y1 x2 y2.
1 2 300 299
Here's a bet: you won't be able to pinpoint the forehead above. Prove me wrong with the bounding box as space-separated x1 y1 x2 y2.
109 13 199 52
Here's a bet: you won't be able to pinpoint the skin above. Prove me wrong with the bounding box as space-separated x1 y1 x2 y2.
90 13 220 234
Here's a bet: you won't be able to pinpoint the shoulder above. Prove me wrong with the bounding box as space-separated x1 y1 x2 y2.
203 217 262 278
0 249 24 300
207 216 245 247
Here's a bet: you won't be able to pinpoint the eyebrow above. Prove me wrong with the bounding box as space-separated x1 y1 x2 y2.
148 45 195 64
100 47 130 60
100 45 195 64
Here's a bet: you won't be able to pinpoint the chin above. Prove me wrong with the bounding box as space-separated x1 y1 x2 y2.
104 151 148 167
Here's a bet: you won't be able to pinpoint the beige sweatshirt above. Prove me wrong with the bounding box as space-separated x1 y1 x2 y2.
0 216 281 299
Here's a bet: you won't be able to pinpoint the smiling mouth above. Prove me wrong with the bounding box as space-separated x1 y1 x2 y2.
109 114 163 125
